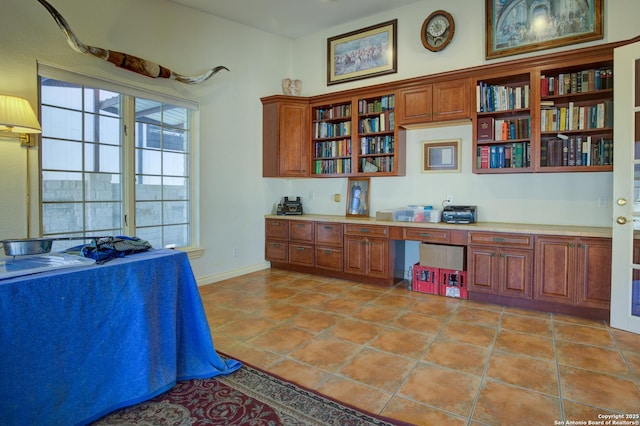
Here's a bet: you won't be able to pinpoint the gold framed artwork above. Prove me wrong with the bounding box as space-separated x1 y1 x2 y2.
346 177 370 217
486 0 603 59
422 139 460 172
327 19 397 86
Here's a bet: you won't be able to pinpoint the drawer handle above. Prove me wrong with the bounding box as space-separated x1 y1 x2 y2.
323 226 333 230
297 247 305 251
296 223 305 227
272 243 280 248
419 233 431 237
360 228 370 233
272 222 281 226
492 237 505 242
324 250 333 254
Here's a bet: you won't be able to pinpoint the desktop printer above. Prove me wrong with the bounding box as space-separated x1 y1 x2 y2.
442 205 477 224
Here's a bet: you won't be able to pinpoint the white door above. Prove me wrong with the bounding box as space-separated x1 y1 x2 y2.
611 40 640 334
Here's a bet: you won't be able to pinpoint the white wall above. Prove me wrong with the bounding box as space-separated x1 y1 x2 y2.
272 0 640 229
1 0 638 283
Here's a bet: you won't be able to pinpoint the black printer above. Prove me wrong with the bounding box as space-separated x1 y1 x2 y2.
442 205 477 224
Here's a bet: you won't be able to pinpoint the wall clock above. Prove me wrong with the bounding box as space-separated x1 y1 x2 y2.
421 10 455 52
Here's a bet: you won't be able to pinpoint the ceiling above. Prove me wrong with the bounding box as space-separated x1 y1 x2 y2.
168 0 423 39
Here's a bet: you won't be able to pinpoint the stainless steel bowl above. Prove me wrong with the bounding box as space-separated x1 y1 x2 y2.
1 239 54 256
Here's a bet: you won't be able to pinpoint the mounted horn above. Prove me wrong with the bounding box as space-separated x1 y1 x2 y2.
36 0 229 84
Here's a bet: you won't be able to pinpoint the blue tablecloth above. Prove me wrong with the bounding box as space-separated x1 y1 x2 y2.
0 249 241 425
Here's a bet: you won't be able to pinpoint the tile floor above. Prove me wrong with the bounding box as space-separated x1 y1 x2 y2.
199 268 640 426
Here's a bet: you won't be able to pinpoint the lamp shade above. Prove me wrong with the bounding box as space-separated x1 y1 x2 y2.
0 95 42 134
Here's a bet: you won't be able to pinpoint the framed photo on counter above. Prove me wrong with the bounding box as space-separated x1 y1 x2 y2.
346 177 370 217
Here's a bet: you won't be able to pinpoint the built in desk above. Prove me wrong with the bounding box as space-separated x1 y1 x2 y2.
0 249 240 426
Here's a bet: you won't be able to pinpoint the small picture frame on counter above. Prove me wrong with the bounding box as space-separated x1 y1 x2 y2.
346 177 370 217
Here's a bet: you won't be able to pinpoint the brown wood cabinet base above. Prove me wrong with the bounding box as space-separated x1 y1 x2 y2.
269 261 402 287
469 291 609 321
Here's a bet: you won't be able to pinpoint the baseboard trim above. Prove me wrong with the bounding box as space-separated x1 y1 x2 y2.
196 261 270 286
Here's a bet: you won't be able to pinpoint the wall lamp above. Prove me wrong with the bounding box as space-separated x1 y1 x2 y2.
0 95 42 147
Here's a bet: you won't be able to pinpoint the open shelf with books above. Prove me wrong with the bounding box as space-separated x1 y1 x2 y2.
473 73 533 173
537 61 613 172
311 101 353 176
356 93 399 175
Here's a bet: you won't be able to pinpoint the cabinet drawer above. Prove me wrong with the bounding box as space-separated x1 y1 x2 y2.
403 227 450 243
289 243 314 266
265 219 289 240
344 224 388 238
468 232 533 249
315 246 343 271
316 222 343 246
290 220 314 243
265 240 288 262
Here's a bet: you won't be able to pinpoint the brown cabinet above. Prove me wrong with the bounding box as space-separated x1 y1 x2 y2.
315 222 343 271
265 218 289 262
288 220 314 267
467 232 534 299
343 224 389 279
262 96 309 177
534 236 611 308
397 79 470 126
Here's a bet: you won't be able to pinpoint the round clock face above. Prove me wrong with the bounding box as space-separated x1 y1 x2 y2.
421 10 455 52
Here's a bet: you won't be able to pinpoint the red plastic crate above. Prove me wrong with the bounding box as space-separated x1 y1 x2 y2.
439 269 468 299
413 263 440 295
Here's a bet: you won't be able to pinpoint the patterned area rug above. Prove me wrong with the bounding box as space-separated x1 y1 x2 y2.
93 357 408 425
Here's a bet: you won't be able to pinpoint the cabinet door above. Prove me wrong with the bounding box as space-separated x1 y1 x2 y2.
315 222 343 246
344 235 366 275
315 246 343 271
279 102 309 176
468 246 499 294
289 243 314 267
500 248 533 299
397 86 433 124
366 237 389 278
290 220 314 243
433 79 470 121
575 237 612 309
534 236 575 304
265 240 288 262
265 218 289 240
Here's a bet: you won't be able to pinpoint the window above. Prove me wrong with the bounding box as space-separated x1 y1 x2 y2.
38 67 196 249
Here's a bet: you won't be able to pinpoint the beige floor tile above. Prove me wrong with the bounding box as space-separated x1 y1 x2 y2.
559 365 640 413
555 340 631 377
255 302 302 322
246 325 315 354
288 335 361 372
215 317 278 341
398 363 481 417
285 292 334 307
340 287 384 302
316 376 391 414
412 297 461 317
611 328 640 353
472 381 561 425
485 351 558 395
423 339 489 376
319 297 365 315
554 322 616 347
452 306 502 327
439 321 497 347
352 304 404 323
267 358 328 389
494 329 555 360
369 328 434 358
338 348 416 392
382 396 468 426
625 350 640 377
501 313 553 337
288 310 339 332
325 318 385 344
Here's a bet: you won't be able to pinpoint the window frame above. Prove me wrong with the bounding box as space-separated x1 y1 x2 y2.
34 64 201 254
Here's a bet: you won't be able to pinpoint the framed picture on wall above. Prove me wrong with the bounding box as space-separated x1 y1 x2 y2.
486 0 603 59
346 177 370 217
422 139 461 172
327 19 397 85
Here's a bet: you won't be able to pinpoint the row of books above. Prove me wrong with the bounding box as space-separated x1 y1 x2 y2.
358 95 395 114
477 116 530 141
314 103 351 121
360 157 394 173
540 136 613 167
540 67 613 96
313 139 351 159
540 100 613 132
476 143 531 169
360 135 394 155
476 82 530 112
313 121 351 139
313 158 352 175
359 111 395 134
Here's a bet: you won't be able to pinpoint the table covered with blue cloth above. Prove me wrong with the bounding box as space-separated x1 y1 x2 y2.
0 248 241 425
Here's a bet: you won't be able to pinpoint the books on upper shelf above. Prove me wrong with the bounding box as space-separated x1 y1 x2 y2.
540 66 613 97
540 135 613 167
314 103 351 120
359 111 395 134
540 100 613 132
476 82 530 112
358 95 395 114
